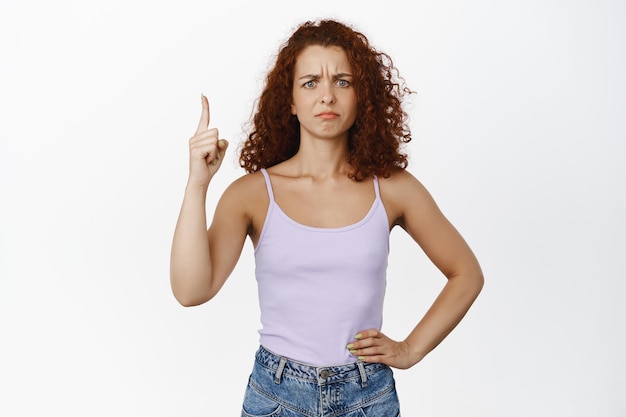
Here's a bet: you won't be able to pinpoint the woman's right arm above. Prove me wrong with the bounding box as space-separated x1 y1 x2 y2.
169 95 248 306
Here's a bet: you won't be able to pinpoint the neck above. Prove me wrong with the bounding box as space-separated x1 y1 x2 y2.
289 136 350 179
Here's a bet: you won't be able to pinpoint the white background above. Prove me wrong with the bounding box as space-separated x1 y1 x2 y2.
1 0 624 416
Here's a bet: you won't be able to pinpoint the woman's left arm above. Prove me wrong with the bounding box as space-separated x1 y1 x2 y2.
348 170 484 369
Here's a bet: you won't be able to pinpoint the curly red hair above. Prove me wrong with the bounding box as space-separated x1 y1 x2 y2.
240 19 414 180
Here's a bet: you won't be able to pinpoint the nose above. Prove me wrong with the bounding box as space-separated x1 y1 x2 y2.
320 83 335 104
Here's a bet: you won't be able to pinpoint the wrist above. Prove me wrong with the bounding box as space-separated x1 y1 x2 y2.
185 178 210 192
403 339 428 366
184 181 210 202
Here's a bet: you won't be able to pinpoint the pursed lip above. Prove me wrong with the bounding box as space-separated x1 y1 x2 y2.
316 111 339 119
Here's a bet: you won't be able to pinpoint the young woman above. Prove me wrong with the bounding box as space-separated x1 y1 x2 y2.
170 19 483 416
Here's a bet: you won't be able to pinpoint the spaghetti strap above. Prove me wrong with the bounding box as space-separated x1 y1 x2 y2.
373 175 381 200
260 168 275 202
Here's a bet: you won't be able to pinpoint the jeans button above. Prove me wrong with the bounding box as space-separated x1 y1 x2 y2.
320 369 330 379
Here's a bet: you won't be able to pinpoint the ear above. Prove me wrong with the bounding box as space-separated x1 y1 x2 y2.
290 103 297 115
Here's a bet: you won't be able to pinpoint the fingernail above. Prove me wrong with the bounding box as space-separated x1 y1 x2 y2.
350 350 357 355
346 343 354 349
219 139 227 148
354 334 363 339
358 356 365 360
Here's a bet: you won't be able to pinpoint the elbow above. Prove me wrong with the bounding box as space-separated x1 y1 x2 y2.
473 265 484 288
170 278 214 307
449 266 484 299
175 295 201 307
469 267 484 299
173 291 213 307
171 288 195 307
475 271 485 295
179 301 201 308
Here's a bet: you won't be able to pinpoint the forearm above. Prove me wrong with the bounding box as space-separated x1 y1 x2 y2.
404 271 484 364
170 183 213 306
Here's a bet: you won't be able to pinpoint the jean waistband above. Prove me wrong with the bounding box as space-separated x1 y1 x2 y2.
255 345 387 386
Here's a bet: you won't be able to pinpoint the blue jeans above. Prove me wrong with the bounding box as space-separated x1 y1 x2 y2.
241 346 401 417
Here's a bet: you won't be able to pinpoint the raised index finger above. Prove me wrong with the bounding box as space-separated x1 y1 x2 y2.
195 94 210 134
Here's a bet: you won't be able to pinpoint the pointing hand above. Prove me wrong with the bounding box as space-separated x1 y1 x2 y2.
187 95 229 187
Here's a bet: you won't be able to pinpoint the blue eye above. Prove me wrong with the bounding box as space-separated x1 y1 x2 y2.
303 80 316 88
336 79 351 87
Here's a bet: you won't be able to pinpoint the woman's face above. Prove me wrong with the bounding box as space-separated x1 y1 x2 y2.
290 45 357 142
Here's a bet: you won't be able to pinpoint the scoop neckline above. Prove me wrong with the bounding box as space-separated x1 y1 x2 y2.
271 197 380 232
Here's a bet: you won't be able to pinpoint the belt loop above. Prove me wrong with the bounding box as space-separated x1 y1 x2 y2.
274 357 287 384
357 361 368 388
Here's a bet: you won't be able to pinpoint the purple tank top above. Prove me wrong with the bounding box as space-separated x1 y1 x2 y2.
254 168 390 366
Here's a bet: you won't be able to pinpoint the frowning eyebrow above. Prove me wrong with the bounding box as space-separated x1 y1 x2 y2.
297 72 353 80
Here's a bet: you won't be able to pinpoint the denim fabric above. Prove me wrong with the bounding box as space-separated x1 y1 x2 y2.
241 346 401 417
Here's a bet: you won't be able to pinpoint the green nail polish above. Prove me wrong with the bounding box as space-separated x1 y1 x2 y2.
346 343 354 349
354 333 363 339
358 356 365 360
350 350 357 355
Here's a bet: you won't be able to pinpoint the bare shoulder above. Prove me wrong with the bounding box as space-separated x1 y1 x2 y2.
378 169 427 193
218 171 267 213
378 170 439 227
215 171 269 239
223 170 266 196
